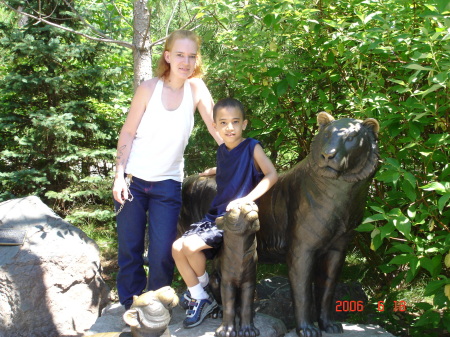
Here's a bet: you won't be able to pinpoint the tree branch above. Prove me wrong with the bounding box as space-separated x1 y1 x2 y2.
2 1 202 52
166 0 181 36
61 0 111 40
149 11 200 49
112 0 133 30
206 10 228 30
1 0 134 49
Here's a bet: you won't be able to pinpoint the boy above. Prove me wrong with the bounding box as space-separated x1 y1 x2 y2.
172 98 278 328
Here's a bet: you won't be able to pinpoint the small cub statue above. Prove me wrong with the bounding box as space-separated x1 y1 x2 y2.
87 286 179 337
214 202 261 337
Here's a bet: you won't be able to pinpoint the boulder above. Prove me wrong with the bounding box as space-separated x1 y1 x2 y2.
0 196 110 337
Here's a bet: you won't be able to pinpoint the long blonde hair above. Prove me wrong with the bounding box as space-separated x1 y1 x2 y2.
156 30 203 79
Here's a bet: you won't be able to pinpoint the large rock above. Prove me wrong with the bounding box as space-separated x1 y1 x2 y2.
0 196 110 337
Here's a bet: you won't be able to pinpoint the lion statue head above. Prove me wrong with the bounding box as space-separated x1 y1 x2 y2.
86 287 178 337
310 111 380 183
216 202 260 235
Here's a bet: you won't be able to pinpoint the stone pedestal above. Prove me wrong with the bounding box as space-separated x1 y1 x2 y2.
86 301 397 337
86 303 286 337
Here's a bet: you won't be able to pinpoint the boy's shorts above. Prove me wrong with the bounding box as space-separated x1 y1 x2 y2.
182 220 223 260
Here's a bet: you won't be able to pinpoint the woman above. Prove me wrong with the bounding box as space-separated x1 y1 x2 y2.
112 30 222 310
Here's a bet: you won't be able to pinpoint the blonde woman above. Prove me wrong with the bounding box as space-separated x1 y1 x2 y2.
112 30 222 310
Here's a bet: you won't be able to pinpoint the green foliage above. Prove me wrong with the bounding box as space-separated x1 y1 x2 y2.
0 0 130 225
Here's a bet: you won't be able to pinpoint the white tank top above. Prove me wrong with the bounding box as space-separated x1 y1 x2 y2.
125 79 194 182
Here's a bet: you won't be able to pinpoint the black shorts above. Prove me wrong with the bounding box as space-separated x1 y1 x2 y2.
182 220 223 260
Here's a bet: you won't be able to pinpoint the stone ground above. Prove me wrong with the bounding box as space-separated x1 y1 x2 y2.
85 302 397 337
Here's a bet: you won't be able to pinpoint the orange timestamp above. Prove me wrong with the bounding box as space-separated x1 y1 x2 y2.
335 300 408 312
335 300 365 312
377 300 407 312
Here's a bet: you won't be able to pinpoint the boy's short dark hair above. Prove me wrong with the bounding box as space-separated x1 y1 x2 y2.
213 98 246 121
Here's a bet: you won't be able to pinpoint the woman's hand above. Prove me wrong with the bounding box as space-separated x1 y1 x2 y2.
113 175 128 204
199 167 217 176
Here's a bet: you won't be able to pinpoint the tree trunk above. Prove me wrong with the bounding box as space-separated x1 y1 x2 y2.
133 0 153 89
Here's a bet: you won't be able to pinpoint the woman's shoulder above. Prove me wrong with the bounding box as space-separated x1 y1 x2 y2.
139 77 160 90
188 77 206 85
188 77 207 92
188 77 206 89
188 78 211 106
133 78 160 100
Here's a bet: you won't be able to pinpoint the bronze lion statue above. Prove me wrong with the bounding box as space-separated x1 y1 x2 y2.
87 286 179 337
178 112 380 337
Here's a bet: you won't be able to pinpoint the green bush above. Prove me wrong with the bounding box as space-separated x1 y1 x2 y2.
0 1 130 228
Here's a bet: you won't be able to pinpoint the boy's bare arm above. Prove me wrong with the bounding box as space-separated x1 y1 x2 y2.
226 144 278 211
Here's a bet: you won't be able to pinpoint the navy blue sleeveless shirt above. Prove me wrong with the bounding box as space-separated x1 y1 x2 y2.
204 138 264 222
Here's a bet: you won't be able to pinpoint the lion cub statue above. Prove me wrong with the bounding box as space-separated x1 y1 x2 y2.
213 202 260 337
87 286 178 337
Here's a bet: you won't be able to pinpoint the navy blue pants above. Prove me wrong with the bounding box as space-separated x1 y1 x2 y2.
114 176 181 309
